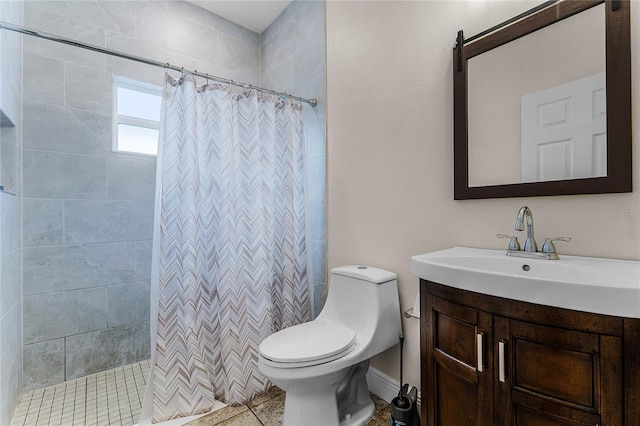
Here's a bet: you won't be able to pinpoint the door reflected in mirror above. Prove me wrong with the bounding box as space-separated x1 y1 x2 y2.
467 3 605 187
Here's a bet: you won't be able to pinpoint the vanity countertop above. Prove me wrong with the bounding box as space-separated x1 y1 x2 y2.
411 247 640 318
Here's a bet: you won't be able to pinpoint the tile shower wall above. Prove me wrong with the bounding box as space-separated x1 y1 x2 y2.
0 0 24 423
262 1 327 315
21 0 261 391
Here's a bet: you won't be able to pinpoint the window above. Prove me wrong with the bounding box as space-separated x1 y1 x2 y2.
113 76 162 155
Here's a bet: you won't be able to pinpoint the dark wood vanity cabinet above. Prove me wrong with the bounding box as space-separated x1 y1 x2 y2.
420 280 640 426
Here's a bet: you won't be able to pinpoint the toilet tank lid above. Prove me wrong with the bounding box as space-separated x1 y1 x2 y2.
331 265 397 284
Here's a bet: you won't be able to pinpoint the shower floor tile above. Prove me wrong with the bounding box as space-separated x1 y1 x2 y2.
11 360 150 426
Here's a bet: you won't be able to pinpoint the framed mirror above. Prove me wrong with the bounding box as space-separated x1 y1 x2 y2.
454 0 631 200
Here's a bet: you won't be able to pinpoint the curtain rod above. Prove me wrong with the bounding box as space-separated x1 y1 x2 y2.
0 21 318 107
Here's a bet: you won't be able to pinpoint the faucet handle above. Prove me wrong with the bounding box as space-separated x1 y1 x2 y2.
497 234 521 251
542 237 572 253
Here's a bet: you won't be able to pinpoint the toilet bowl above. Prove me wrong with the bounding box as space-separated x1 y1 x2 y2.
258 265 402 426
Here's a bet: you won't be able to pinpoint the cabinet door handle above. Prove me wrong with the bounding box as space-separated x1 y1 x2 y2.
477 333 484 372
498 340 506 382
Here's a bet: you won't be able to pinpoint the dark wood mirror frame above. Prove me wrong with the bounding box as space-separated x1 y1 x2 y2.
454 0 631 200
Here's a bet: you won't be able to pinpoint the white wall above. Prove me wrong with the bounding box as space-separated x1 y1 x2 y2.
326 0 640 390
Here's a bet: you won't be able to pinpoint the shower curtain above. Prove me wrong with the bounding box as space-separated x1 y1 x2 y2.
149 74 310 422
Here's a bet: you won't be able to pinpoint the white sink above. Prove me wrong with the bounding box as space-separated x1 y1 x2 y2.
411 247 640 318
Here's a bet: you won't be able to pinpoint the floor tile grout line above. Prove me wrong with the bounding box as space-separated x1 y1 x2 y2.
246 405 266 426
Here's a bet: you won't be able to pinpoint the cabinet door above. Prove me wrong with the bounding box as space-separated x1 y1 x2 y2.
494 318 622 426
423 294 493 425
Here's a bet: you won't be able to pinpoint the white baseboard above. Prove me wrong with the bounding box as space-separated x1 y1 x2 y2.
366 366 399 403
366 367 421 406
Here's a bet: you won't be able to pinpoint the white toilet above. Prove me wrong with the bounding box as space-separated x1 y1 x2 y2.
258 265 402 426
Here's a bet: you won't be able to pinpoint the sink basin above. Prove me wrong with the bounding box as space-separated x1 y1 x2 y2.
411 247 640 318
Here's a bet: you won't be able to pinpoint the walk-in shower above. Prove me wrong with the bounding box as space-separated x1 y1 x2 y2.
0 1 326 424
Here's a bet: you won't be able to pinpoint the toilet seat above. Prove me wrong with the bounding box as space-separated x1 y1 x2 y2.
259 319 356 368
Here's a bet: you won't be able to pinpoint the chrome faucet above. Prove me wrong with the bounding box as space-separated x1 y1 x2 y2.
497 206 571 260
515 206 537 252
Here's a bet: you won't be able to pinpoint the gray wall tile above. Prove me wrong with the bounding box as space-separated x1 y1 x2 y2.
65 321 150 380
23 198 64 247
0 0 22 420
0 191 20 254
0 25 23 125
260 56 294 94
23 242 136 296
304 98 327 161
313 281 327 315
24 287 108 344
107 157 156 201
293 34 325 89
0 302 23 426
135 240 152 281
0 127 17 195
23 53 65 106
23 150 107 199
167 1 259 46
64 63 112 115
261 22 302 76
105 31 166 87
311 240 327 284
23 3 107 45
261 0 306 46
262 1 327 316
23 6 105 70
0 0 23 26
12 129 22 197
135 5 218 63
64 200 154 244
27 0 136 38
24 36 106 72
306 156 326 200
133 3 173 50
309 198 326 242
0 249 21 315
23 339 65 392
218 33 261 75
107 281 150 327
23 102 113 157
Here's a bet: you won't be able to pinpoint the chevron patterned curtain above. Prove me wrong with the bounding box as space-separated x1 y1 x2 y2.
151 74 310 422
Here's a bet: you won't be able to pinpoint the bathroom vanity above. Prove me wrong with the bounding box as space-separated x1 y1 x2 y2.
412 248 640 426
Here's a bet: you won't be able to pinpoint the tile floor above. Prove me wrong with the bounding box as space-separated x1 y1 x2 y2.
186 387 392 426
11 359 391 426
11 360 150 426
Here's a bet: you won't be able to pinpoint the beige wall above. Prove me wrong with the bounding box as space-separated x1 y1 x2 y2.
326 0 640 391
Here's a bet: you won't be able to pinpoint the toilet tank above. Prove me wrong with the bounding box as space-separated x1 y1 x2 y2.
317 266 402 358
